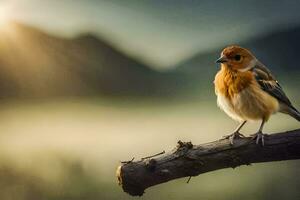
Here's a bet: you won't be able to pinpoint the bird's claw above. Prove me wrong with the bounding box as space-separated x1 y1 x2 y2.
251 131 266 146
222 131 245 145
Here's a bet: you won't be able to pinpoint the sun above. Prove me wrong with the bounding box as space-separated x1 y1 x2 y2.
0 3 12 26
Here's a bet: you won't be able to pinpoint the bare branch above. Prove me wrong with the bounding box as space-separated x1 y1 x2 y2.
116 129 300 196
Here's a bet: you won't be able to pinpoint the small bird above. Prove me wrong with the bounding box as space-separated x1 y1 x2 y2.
214 45 300 145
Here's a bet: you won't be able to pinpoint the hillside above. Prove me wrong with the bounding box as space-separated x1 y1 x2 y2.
0 22 183 98
0 22 299 99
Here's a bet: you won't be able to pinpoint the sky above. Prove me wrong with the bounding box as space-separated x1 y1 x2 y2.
1 0 300 68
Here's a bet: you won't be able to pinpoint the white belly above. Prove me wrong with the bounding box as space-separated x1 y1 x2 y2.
217 94 244 122
217 86 279 122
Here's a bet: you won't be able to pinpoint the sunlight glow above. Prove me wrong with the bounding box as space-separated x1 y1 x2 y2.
0 3 12 26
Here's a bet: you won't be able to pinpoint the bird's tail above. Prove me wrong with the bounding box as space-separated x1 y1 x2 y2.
287 106 300 121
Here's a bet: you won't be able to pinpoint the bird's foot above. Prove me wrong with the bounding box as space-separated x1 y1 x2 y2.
222 131 245 145
251 131 266 146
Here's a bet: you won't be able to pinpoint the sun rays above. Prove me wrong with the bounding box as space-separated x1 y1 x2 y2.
0 2 12 26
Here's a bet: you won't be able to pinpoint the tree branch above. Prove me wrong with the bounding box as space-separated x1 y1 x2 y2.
116 129 300 196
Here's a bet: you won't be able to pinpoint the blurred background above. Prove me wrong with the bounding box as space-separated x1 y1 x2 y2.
0 0 299 199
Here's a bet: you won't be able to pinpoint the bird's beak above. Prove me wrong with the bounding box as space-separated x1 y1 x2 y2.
215 56 228 63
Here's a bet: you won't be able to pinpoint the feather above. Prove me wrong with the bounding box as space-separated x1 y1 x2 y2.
251 61 292 107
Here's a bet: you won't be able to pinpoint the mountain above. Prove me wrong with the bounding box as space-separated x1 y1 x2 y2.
0 22 183 98
0 22 299 99
173 26 300 96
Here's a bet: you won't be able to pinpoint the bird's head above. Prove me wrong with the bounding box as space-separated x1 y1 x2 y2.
216 45 257 72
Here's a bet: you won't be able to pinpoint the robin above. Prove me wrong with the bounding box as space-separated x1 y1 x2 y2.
214 45 300 145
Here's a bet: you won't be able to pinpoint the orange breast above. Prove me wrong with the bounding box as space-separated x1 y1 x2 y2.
214 66 254 99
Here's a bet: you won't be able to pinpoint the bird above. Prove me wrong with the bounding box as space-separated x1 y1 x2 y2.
214 45 300 145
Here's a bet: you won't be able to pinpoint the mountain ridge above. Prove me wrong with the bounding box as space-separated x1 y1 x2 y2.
0 21 299 99
0 22 184 98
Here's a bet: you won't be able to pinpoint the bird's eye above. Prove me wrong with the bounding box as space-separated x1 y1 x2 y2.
234 55 241 61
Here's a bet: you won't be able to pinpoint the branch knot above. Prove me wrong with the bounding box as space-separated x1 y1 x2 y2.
177 140 193 150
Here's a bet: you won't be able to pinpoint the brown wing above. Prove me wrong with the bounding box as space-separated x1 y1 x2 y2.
251 61 293 107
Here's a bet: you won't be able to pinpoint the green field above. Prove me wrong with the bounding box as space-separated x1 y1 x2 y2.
0 95 299 200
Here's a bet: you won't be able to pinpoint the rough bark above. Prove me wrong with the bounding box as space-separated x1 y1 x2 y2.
116 129 300 196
